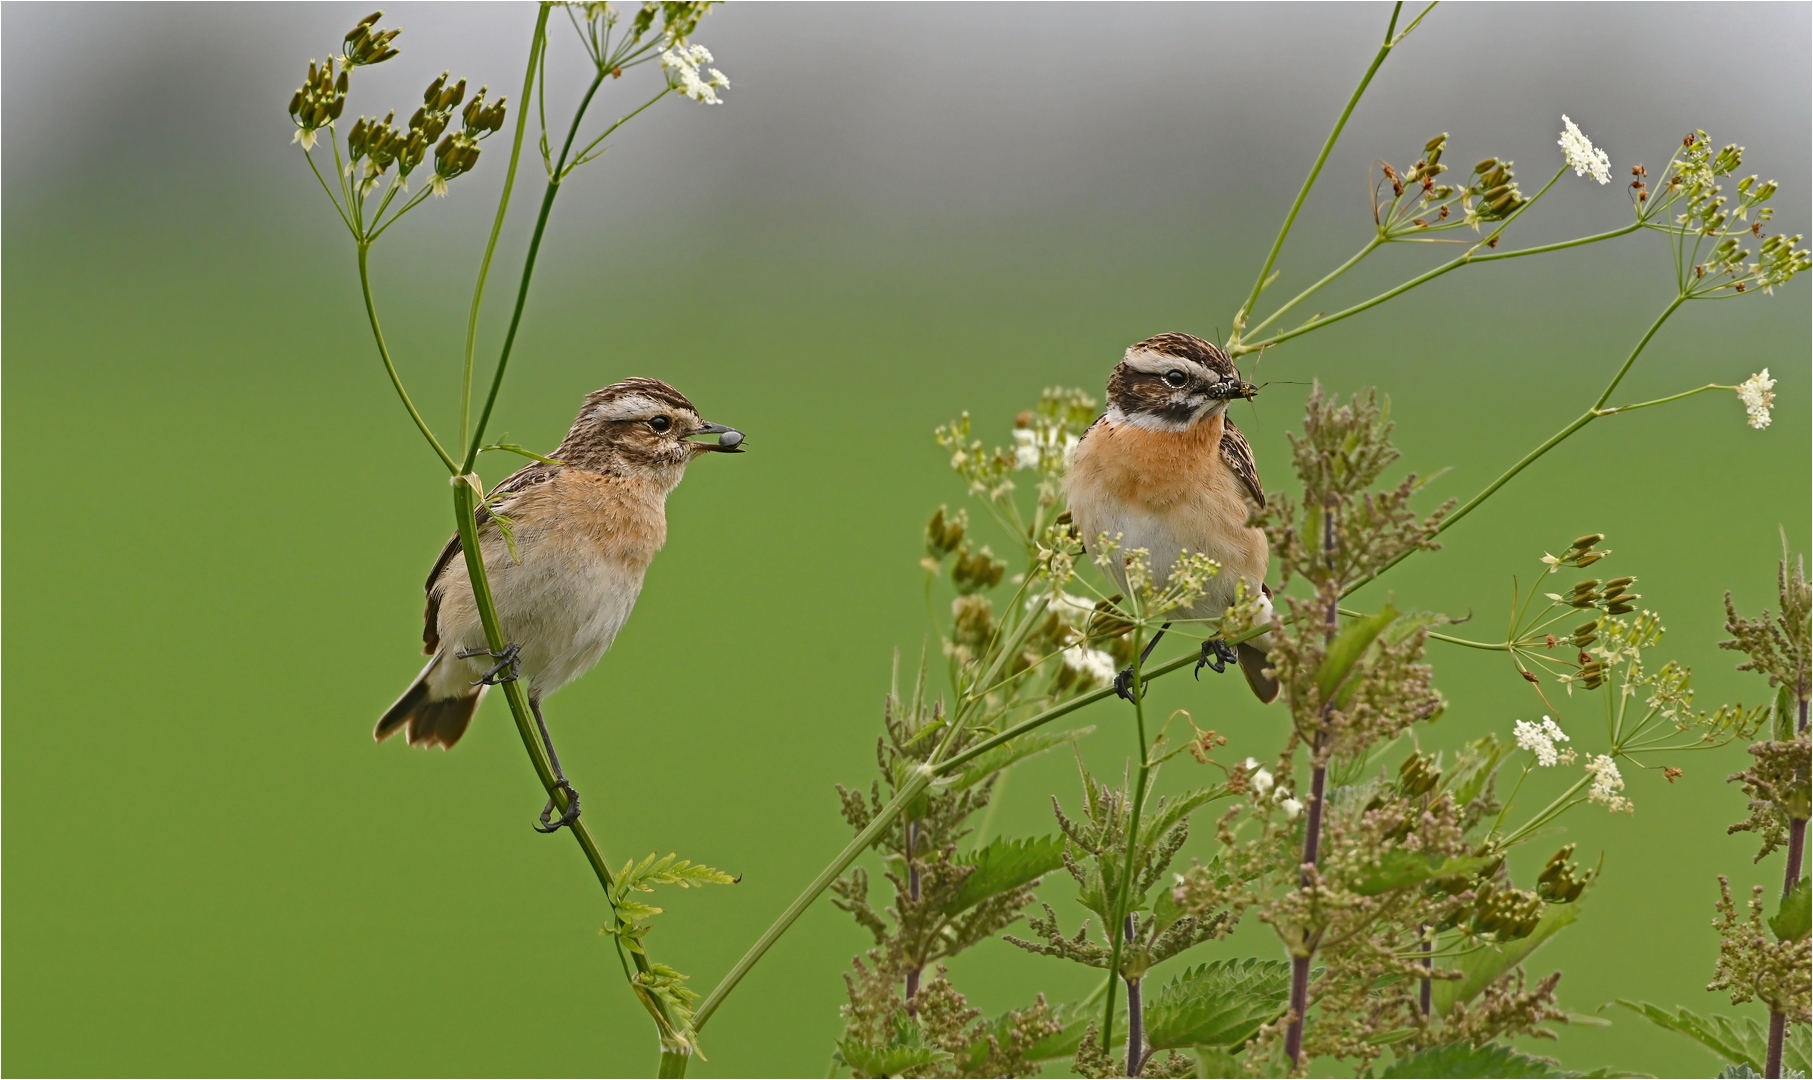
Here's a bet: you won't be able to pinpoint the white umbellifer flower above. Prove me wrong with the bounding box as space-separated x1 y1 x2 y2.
1061 644 1117 686
660 40 728 104
1585 754 1633 813
1043 591 1096 623
1737 369 1776 430
1251 768 1275 797
1513 716 1570 767
1279 797 1303 821
1558 115 1611 184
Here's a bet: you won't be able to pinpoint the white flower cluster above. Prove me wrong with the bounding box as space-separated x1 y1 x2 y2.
1514 716 1574 767
1585 754 1633 813
1558 115 1611 185
1011 424 1080 474
1243 758 1303 820
660 41 728 104
1737 369 1776 430
1060 643 1117 685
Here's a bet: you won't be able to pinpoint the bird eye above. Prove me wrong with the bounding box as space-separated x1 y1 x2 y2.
648 415 672 433
1164 370 1188 388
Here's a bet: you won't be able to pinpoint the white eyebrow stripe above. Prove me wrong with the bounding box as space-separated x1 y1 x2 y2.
592 393 673 422
1122 349 1193 376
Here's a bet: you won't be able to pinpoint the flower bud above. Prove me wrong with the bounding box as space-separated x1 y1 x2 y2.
1397 751 1440 798
1474 157 1499 174
1569 533 1604 551
1572 621 1599 648
1425 133 1449 155
1536 844 1591 903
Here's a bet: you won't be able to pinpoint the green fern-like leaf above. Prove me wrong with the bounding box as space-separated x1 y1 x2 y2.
1142 957 1293 1050
1616 1000 1810 1076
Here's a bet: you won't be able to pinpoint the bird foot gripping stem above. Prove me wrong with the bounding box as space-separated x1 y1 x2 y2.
1195 638 1238 679
457 641 522 686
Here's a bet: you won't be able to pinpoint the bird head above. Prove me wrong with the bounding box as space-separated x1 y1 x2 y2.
556 377 744 477
1104 332 1257 431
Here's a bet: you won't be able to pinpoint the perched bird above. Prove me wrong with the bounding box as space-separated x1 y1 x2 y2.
1063 332 1279 703
376 377 744 829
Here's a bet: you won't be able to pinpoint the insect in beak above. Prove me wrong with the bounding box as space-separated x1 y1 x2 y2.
687 421 745 452
1212 380 1260 400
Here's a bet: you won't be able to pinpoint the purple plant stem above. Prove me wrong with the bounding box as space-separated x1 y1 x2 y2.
905 820 922 1007
1124 914 1144 1077
1767 696 1810 1078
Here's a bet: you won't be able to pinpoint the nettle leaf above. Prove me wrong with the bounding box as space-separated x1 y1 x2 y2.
951 727 1092 793
1771 877 1811 942
1139 785 1232 849
1377 1041 1568 1078
1447 735 1516 814
1433 901 1580 1016
944 835 1065 915
835 1038 951 1077
1316 605 1399 703
1352 852 1496 896
1143 957 1293 1050
1020 1002 1094 1063
1616 1001 1811 1075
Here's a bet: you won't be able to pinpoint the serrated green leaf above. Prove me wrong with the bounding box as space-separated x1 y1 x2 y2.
1771 877 1811 941
1019 1002 1094 1062
1447 735 1516 813
1434 901 1580 1016
1774 685 1797 742
951 727 1093 792
944 835 1065 915
615 899 663 922
1379 1041 1568 1078
834 1038 951 1077
1139 784 1233 849
1353 852 1496 896
1143 958 1293 1050
1316 606 1399 704
1614 1001 1809 1075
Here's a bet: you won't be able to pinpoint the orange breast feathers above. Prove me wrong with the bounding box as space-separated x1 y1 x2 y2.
506 469 669 572
1064 413 1268 589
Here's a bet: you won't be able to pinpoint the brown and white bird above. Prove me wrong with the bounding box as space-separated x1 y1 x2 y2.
1063 332 1279 703
376 377 743 829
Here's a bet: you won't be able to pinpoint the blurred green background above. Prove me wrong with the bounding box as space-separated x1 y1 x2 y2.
3 3 1807 1076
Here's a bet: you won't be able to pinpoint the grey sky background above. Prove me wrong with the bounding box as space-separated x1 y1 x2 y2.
5 2 1808 250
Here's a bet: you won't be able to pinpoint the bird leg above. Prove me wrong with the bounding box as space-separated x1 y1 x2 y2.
456 641 522 686
1113 623 1172 703
529 697 581 834
1195 637 1239 679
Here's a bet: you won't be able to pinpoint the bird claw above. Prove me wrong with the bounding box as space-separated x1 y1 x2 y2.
1195 638 1239 679
456 642 522 686
1113 667 1146 703
534 779 581 833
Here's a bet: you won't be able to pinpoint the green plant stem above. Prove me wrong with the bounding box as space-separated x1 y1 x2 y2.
1102 627 1152 1055
1345 295 1686 599
1600 383 1728 415
1245 235 1384 341
450 481 685 1050
357 244 458 473
1233 2 1408 341
460 4 551 448
692 770 934 1032
462 65 610 471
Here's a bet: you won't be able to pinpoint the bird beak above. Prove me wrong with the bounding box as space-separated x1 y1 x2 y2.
687 420 745 453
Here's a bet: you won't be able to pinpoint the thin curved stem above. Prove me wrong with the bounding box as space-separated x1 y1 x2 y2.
1233 2 1409 341
1245 235 1385 340
692 770 933 1031
463 66 610 471
1102 626 1152 1053
460 4 550 448
357 245 458 473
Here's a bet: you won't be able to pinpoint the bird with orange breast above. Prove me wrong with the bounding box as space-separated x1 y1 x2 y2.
376 377 744 831
1063 332 1279 704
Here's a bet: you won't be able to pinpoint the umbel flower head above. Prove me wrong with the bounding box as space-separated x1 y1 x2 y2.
1737 369 1776 430
1558 115 1611 184
660 40 728 103
1514 716 1572 767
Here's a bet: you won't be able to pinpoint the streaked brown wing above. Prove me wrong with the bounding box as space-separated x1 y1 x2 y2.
420 461 561 654
1220 419 1266 512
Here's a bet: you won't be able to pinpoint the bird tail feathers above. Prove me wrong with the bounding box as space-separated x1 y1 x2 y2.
374 653 486 749
1237 642 1281 704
